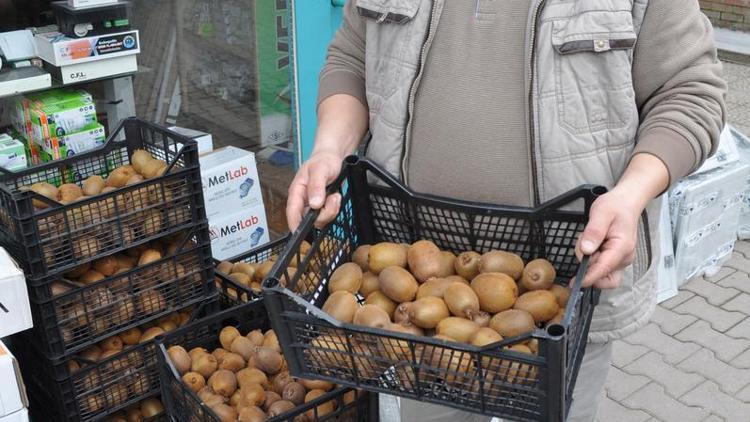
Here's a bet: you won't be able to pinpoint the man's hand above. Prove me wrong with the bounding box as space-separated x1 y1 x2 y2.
286 151 344 231
575 153 669 289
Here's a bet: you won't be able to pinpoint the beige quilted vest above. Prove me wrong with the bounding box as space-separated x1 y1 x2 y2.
358 0 660 342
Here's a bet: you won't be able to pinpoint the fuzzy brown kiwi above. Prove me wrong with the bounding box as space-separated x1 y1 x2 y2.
422 335 474 383
267 399 296 417
443 282 481 319
192 353 218 378
322 291 359 323
479 251 525 280
328 262 363 294
167 346 192 375
393 301 412 324
93 255 119 276
437 251 457 277
521 259 557 291
216 260 234 274
210 403 237 422
353 304 391 328
514 290 559 323
263 391 282 411
209 369 238 397
406 240 444 282
237 367 268 389
436 317 481 343
230 336 256 361
232 262 257 279
282 381 306 405
238 383 266 408
378 266 418 303
255 346 283 375
470 272 518 313
120 327 142 345
58 183 83 202
238 406 267 422
304 390 336 419
547 308 565 326
182 371 205 392
218 352 245 372
262 330 282 353
219 326 241 350
364 290 397 319
352 244 370 271
444 275 470 285
367 242 407 274
246 329 265 347
489 309 536 338
454 251 481 281
469 327 503 346
416 278 457 299
549 284 571 308
271 371 293 395
359 271 380 298
139 326 165 342
408 296 450 329
298 378 335 392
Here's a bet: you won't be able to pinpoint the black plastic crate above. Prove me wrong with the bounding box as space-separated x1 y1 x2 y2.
26 226 215 358
213 234 291 306
157 298 377 422
0 118 207 279
262 156 603 422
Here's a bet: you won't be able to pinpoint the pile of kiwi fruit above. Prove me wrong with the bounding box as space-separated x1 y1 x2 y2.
167 326 356 422
316 240 570 382
71 309 193 413
51 231 200 342
105 397 165 422
25 149 190 264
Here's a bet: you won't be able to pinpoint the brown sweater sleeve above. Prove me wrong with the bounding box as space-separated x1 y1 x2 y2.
632 0 727 186
317 1 368 108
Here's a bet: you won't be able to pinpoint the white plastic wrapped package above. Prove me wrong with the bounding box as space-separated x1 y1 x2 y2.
728 125 750 239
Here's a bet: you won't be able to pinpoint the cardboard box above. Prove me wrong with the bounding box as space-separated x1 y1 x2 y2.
167 126 213 155
209 205 270 260
46 54 137 85
35 30 139 67
656 197 678 303
68 0 120 7
0 248 32 338
0 136 27 171
29 99 98 159
0 408 28 422
36 123 105 161
0 340 28 417
730 125 750 239
199 147 264 220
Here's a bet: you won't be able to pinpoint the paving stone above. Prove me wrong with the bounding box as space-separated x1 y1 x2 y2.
724 252 750 273
703 415 726 422
623 351 704 398
705 266 737 283
659 290 696 310
675 320 750 362
733 241 750 259
722 293 750 314
680 381 750 422
649 306 697 336
718 271 750 295
682 277 741 306
736 383 750 403
597 395 652 422
673 296 747 332
623 323 701 364
726 317 750 341
612 340 651 369
677 348 750 394
605 365 651 401
731 348 750 369
622 382 708 422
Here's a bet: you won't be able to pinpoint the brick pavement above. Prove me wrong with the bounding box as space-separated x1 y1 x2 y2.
596 60 750 421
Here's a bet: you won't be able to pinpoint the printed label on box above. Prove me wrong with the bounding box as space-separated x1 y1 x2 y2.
209 206 270 260
200 147 264 220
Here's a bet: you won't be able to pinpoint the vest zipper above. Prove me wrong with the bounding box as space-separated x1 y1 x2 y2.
400 0 439 185
527 0 547 206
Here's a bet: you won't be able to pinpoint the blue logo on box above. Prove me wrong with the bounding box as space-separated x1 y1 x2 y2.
123 36 136 49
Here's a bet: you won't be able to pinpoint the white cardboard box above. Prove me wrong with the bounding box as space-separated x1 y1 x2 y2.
0 408 28 422
0 248 32 338
691 125 740 176
657 197 678 303
0 340 27 417
167 126 213 155
68 0 119 7
47 54 137 84
209 205 270 260
199 146 264 220
729 125 750 239
35 30 139 67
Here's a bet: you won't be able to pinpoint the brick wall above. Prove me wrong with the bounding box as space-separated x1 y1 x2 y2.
701 0 750 32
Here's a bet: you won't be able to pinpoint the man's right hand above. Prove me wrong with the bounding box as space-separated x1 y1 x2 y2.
286 150 344 231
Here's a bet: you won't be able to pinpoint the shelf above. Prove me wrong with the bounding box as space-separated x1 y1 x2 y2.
0 69 137 100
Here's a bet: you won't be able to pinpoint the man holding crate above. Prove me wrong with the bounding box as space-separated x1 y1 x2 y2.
287 0 726 420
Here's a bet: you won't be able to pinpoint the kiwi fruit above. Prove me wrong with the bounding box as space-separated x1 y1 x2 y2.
304 389 335 419
322 291 358 323
521 259 556 291
254 260 275 282
416 278 456 299
121 327 142 345
364 290 397 318
230 336 256 361
379 266 418 303
328 262 363 294
239 383 266 407
93 256 119 276
82 176 105 196
209 369 238 397
514 290 559 323
210 403 238 422
436 317 481 343
445 275 470 285
352 245 370 271
271 371 293 394
408 296 450 329
167 346 192 375
216 261 234 274
218 352 245 372
73 236 99 259
397 321 425 336
359 272 380 298
220 326 241 350
454 251 481 280
65 262 91 279
479 251 525 280
527 339 539 355
79 270 106 285
422 335 474 383
138 249 162 266
549 284 571 308
469 327 503 346
229 272 252 286
268 399 296 417
100 335 124 352
59 183 84 202
490 309 536 338
137 290 166 314
263 391 282 411
105 167 132 188
192 353 218 378
233 262 257 278
367 242 407 274
237 367 268 389
182 371 206 392
29 182 58 209
131 150 153 174
471 272 518 313
443 282 481 319
547 309 565 326
437 251 457 277
299 378 334 392
130 373 151 395
263 330 282 353
353 304 391 328
282 381 306 405
140 326 165 342
238 406 267 422
393 302 411 324
189 347 209 360
255 347 283 375
125 406 142 422
406 240 443 282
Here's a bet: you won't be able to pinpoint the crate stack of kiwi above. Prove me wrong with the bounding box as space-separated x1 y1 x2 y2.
9 148 217 421
309 240 571 384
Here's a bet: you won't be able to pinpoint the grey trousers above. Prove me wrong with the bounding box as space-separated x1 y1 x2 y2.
394 341 614 422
